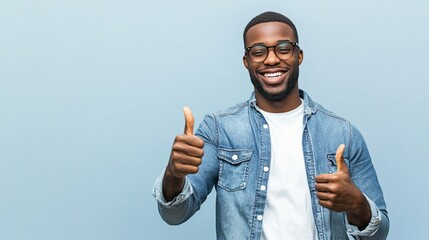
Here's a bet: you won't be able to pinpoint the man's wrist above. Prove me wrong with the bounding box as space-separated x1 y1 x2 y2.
163 165 186 202
346 193 371 230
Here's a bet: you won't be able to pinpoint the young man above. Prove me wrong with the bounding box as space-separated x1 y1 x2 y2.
153 11 389 240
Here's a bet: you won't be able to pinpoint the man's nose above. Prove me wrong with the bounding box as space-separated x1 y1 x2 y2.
263 48 280 65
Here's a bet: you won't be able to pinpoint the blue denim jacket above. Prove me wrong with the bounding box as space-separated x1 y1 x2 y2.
153 90 389 240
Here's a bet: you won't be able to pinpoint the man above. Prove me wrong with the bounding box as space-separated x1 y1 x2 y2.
153 11 389 240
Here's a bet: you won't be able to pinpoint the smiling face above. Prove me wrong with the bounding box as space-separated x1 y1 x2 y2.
243 21 303 112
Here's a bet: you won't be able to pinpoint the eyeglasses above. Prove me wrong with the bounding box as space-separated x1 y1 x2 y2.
245 41 299 63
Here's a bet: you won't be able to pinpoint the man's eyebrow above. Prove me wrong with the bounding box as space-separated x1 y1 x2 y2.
248 40 292 48
247 42 265 48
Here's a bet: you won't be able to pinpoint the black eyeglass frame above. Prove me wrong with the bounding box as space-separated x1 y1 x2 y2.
244 40 300 63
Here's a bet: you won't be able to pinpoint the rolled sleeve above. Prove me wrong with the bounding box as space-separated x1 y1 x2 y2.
152 169 193 207
345 194 382 237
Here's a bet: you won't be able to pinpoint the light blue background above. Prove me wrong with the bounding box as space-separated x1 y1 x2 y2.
1 0 428 239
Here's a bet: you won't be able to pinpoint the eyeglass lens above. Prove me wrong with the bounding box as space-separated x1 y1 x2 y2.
248 42 294 62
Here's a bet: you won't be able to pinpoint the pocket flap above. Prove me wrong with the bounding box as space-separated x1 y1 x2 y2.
326 153 349 167
217 148 253 164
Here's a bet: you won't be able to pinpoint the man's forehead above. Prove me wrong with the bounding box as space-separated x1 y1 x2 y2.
245 22 295 45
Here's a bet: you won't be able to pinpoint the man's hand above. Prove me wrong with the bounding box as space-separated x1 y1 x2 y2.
163 107 204 201
315 144 371 229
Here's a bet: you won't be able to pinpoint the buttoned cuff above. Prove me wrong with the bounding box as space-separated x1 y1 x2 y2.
152 169 193 207
345 194 382 237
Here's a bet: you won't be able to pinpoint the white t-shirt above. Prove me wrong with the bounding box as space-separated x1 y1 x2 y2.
260 100 317 240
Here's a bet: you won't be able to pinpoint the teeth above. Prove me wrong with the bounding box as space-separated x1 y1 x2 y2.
264 72 283 78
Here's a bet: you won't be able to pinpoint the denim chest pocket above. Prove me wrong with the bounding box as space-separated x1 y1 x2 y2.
326 154 350 173
217 148 253 191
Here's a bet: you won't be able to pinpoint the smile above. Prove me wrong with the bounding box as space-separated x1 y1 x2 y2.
258 70 288 85
264 72 284 78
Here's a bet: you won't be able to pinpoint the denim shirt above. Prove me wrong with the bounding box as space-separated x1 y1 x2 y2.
153 90 389 240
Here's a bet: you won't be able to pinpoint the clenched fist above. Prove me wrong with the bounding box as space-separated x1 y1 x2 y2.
315 144 371 229
163 107 204 201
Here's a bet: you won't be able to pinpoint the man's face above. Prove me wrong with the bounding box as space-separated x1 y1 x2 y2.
243 22 303 102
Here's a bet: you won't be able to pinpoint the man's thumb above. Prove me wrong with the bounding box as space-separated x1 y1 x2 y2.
183 106 194 136
336 144 347 173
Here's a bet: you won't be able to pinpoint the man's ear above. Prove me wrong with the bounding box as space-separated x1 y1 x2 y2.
298 49 304 66
243 55 249 69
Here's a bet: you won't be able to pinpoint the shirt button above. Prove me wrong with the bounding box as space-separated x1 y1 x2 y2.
263 166 269 172
257 215 263 221
260 185 266 191
263 124 269 129
232 154 238 160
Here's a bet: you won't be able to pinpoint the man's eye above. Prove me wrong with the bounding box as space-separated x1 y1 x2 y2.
277 46 292 54
250 49 266 56
251 51 265 56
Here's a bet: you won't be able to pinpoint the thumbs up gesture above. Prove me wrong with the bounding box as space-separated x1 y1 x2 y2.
315 144 368 213
166 107 204 179
315 144 371 228
163 107 204 201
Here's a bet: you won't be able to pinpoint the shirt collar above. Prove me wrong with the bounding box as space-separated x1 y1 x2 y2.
248 89 317 116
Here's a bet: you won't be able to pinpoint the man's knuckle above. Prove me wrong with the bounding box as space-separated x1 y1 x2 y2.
171 151 179 160
197 149 204 157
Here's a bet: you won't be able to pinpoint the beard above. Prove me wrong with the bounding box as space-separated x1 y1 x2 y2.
249 64 299 102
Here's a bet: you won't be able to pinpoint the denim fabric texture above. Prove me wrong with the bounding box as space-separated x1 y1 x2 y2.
153 90 389 240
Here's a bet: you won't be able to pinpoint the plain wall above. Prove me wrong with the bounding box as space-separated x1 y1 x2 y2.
1 1 428 239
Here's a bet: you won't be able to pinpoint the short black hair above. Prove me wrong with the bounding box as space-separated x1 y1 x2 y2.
243 11 299 47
